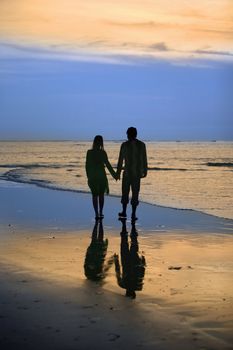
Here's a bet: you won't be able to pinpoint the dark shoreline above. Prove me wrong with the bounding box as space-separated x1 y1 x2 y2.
0 175 233 222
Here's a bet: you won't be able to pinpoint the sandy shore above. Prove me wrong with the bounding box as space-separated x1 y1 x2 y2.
0 181 233 349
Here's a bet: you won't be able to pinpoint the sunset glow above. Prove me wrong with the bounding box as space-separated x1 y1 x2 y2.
1 0 232 62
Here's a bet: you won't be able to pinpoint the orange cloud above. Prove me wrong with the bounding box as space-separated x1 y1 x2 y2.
0 0 232 62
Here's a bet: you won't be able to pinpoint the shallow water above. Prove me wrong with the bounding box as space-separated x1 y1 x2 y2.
0 141 232 219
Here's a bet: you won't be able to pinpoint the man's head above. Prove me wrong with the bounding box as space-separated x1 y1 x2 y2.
127 127 137 140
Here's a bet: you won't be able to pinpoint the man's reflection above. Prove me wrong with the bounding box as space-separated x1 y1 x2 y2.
114 219 146 299
84 219 113 283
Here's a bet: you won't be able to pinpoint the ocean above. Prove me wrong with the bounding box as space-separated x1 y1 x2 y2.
0 141 232 220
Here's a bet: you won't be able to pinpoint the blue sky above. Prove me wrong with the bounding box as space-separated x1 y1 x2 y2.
1 55 232 140
0 0 233 140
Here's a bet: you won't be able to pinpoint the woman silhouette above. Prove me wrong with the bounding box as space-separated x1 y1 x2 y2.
86 135 117 219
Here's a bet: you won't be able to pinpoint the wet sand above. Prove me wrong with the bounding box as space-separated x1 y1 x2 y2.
0 181 233 349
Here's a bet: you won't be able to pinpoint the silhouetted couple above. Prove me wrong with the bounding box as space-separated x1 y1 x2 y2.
85 127 147 221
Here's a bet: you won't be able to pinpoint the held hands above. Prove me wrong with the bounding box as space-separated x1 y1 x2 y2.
141 171 147 178
113 172 120 181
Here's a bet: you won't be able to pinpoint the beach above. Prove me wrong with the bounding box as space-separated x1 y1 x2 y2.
1 0 233 347
0 181 233 349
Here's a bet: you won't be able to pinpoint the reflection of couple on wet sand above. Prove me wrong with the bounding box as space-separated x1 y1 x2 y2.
84 219 146 299
85 127 147 221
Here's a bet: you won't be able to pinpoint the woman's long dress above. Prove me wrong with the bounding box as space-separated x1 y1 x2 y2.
86 149 115 195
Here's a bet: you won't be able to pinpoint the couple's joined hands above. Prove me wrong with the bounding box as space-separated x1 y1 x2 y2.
114 172 120 181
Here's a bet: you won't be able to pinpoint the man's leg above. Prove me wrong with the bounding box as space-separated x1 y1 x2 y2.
131 177 141 220
99 194 104 218
119 173 130 217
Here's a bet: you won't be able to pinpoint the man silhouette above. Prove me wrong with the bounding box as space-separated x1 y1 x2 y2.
116 127 147 221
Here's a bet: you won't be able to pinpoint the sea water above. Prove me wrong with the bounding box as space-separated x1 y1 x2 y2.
0 141 232 219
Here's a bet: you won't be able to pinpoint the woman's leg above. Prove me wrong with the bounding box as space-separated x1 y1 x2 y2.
92 195 99 218
99 194 104 217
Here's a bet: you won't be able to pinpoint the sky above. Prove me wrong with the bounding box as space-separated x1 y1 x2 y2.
0 0 233 140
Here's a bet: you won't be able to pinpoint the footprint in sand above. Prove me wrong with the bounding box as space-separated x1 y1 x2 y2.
108 333 120 341
168 266 182 270
17 306 29 310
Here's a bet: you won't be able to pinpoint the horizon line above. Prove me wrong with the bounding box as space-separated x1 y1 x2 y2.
0 139 232 143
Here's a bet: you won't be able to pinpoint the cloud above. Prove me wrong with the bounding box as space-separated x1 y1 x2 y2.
145 42 233 61
105 20 170 30
1 39 232 71
1 0 232 68
106 19 233 37
0 41 134 65
171 60 215 69
148 42 169 52
194 49 233 57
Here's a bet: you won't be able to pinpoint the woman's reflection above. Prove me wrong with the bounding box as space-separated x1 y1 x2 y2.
114 219 146 299
84 219 113 283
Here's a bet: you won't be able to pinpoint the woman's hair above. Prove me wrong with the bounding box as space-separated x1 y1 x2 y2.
92 135 104 150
